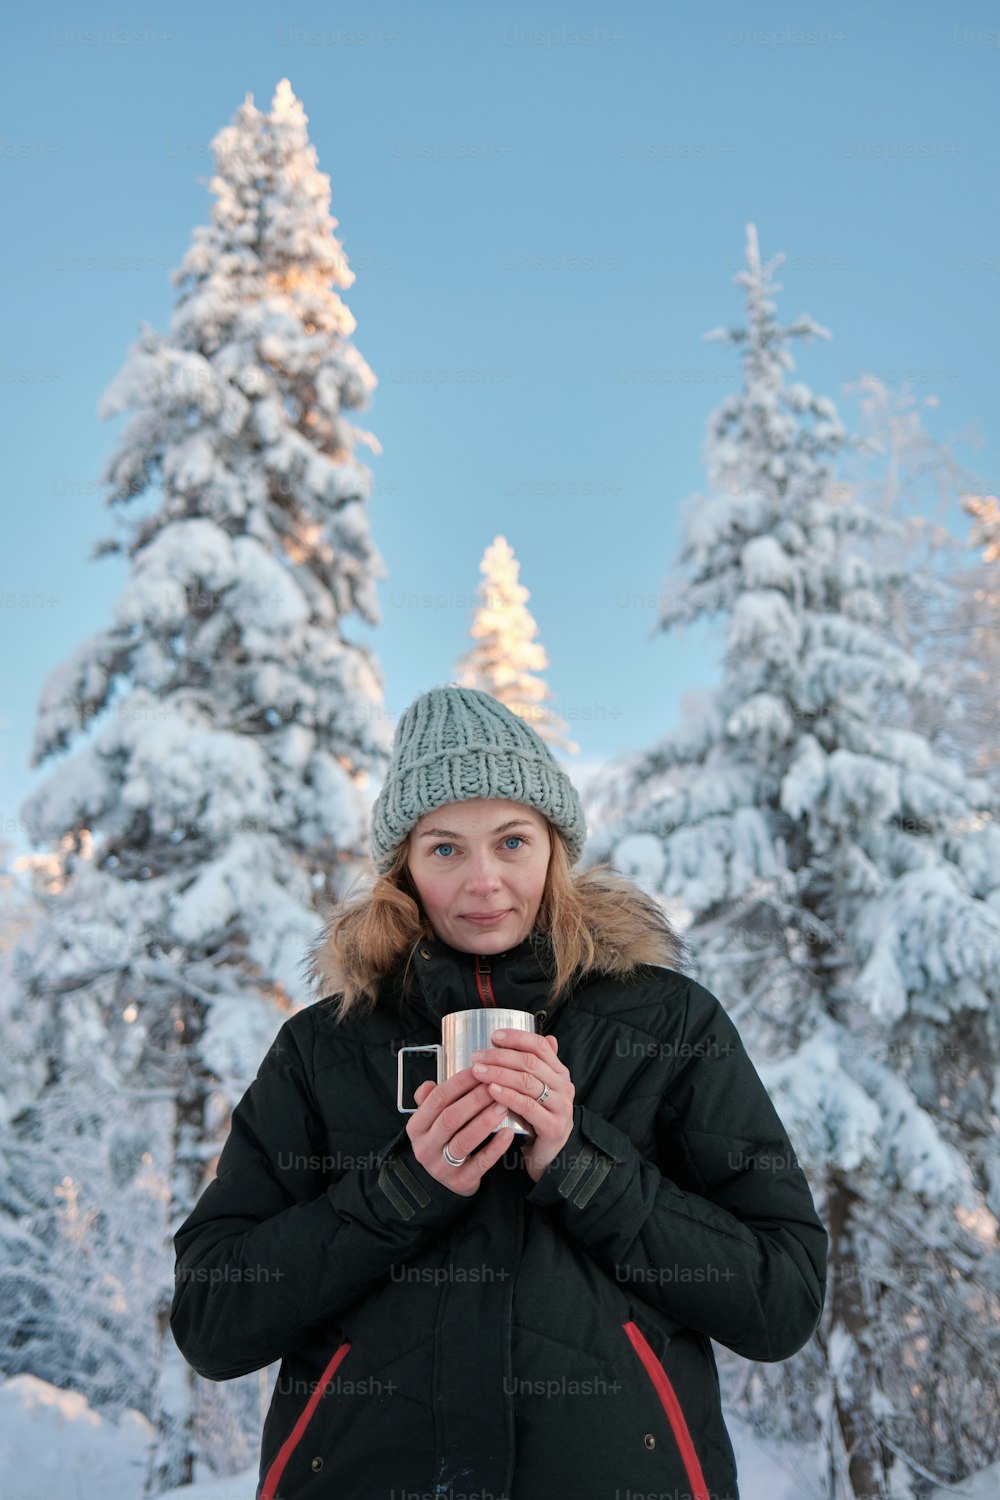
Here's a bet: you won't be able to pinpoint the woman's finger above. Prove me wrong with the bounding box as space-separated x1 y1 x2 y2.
405 1069 518 1196
408 1087 513 1196
472 1032 570 1086
406 1066 492 1140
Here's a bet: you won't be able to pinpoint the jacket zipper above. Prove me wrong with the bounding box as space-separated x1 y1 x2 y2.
622 1320 709 1500
260 1339 351 1500
475 955 497 1007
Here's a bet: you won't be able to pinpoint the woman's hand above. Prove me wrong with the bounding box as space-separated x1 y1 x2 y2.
470 1030 575 1183
405 1068 514 1197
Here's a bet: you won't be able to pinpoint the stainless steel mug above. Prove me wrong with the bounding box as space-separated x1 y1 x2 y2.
396 1007 538 1138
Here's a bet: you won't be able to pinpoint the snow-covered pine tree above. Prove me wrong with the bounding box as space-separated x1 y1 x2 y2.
0 842 35 958
583 225 1000 1498
836 377 994 784
0 78 392 1494
951 493 1000 785
454 533 578 753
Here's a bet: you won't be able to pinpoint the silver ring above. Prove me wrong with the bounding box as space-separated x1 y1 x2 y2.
442 1144 467 1167
537 1082 550 1105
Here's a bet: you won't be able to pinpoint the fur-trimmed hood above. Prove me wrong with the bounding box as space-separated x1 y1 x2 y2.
302 864 685 1005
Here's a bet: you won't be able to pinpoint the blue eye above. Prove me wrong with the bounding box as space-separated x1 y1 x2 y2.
430 836 525 858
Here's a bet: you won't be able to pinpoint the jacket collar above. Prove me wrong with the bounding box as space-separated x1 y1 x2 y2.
386 928 564 1028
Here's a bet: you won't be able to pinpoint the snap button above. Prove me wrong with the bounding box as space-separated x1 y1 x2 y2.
643 1433 656 1450
536 1009 547 1027
311 1456 324 1471
419 948 431 959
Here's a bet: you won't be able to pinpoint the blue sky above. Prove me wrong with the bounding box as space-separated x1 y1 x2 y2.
2 1 997 867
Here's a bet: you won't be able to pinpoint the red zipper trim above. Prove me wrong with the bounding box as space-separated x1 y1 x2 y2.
475 959 497 1007
260 1340 351 1500
622 1321 709 1500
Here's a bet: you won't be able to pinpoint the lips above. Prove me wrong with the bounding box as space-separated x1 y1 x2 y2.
462 911 510 922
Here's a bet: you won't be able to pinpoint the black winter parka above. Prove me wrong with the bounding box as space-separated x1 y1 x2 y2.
170 918 827 1500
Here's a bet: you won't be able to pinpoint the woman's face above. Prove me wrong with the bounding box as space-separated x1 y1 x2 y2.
406 798 552 953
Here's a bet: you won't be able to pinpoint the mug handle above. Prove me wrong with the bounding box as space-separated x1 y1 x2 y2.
396 1044 444 1112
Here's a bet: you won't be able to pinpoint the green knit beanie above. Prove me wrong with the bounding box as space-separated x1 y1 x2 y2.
370 685 587 874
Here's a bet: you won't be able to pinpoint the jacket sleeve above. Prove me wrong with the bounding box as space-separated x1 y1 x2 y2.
170 1013 470 1381
525 978 828 1362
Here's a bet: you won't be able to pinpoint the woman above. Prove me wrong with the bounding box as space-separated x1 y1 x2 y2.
170 685 827 1500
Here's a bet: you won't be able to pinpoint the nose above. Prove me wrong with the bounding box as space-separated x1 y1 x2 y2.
464 849 504 892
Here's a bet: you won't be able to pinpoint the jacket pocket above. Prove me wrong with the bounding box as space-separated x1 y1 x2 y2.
622 1319 710 1500
259 1340 351 1500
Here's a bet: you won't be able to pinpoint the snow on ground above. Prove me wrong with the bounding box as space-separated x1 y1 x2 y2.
0 1371 994 1499
0 1374 152 1500
153 1471 258 1500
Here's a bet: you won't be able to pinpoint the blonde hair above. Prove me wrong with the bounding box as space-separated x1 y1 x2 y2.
303 820 686 1024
